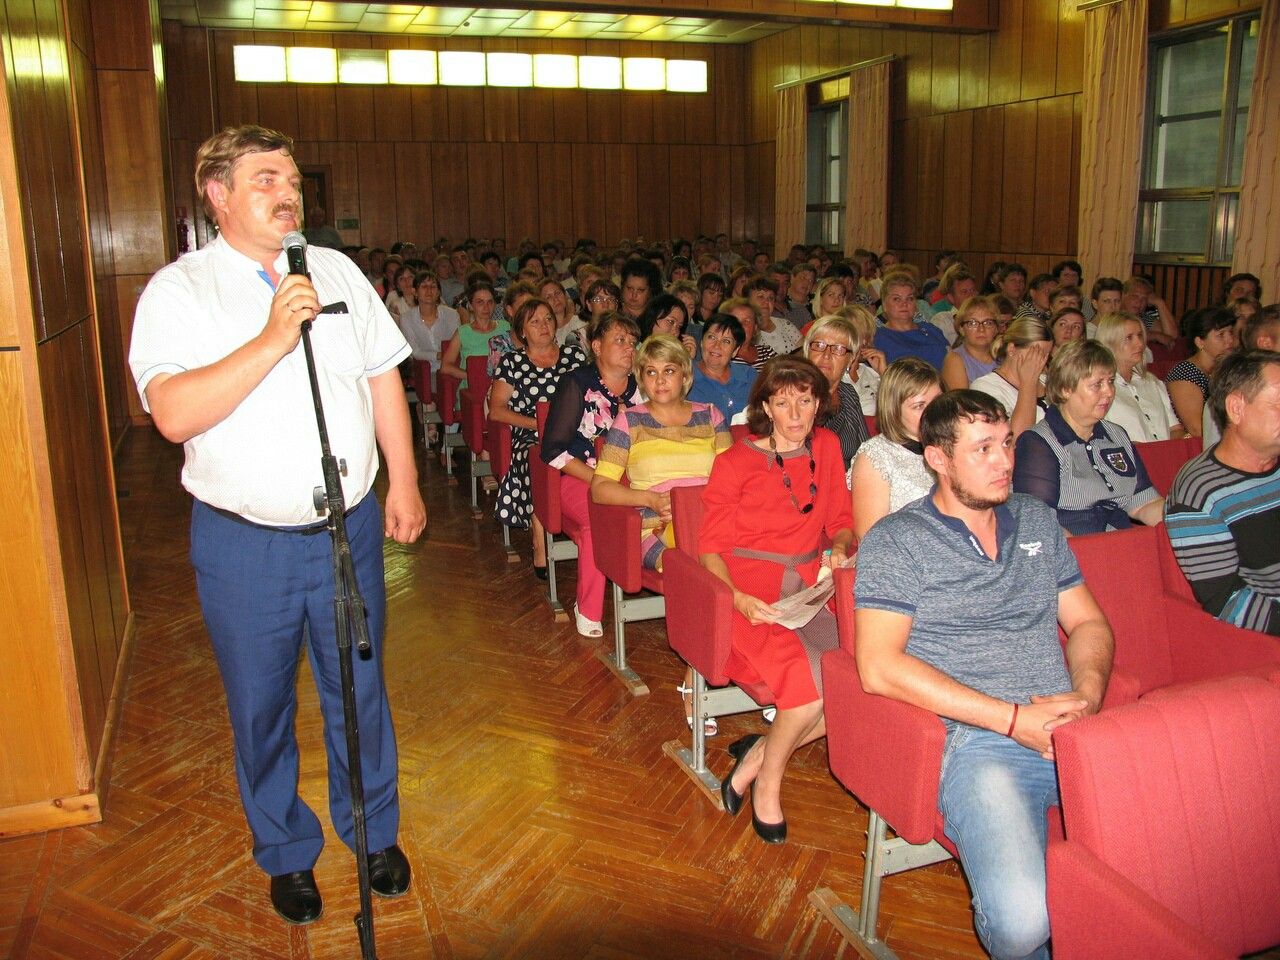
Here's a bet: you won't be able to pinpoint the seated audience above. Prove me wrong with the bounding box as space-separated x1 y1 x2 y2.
1049 306 1086 352
856 388 1113 960
540 278 582 348
384 263 416 323
688 314 755 424
1228 295 1261 343
747 277 803 356
619 258 661 323
970 317 1052 437
941 296 999 391
785 263 817 326
810 276 847 319
399 271 461 437
592 336 733 734
1166 349 1280 636
541 313 644 637
489 298 587 578
928 263 979 343
839 303 887 415
850 358 943 539
1166 306 1238 438
1015 273 1056 323
693 271 728 337
1123 276 1177 349
1014 339 1164 535
996 262 1028 305
638 294 697 356
441 281 506 402
700 357 854 844
874 271 949 370
805 315 870 474
1221 271 1262 305
722 297 775 370
1094 312 1184 442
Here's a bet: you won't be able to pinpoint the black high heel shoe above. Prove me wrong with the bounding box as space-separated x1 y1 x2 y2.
750 781 787 844
720 734 762 816
533 562 548 581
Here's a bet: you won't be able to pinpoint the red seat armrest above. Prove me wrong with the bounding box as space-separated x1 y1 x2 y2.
1047 839 1232 960
1160 594 1280 685
1100 666 1141 710
587 498 642 593
439 371 461 426
822 648 946 845
662 549 737 686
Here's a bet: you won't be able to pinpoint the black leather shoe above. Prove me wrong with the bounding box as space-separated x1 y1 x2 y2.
721 734 762 817
367 844 411 898
270 870 323 924
533 563 548 581
750 782 787 844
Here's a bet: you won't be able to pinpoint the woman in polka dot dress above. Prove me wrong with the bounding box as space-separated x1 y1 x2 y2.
489 297 586 576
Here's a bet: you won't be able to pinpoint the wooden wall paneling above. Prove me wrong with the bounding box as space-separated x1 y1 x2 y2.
211 31 258 126
582 90 618 145
1032 96 1074 255
1056 0 1084 95
395 142 435 249
1068 93 1082 255
87 0 151 70
969 106 1005 250
109 277 147 422
447 82 486 144
916 115 945 254
308 140 361 244
635 143 670 243
941 110 974 251
931 33 960 114
604 144 639 242
741 142 761 242
756 140 775 246
651 88 684 146
357 141 397 247
699 146 731 239
892 119 919 250
987 0 1024 105
776 26 803 87
502 141 542 246
958 33 991 109
98 70 169 278
712 45 743 148
371 35 412 143
1000 100 1038 252
1019 0 1059 101
430 141 469 239
668 146 700 242
480 39 520 145
619 43 656 147
570 142 606 242
64 0 91 57
0 353 79 806
252 31 299 138
333 36 376 143
729 144 747 241
290 33 338 142
467 141 506 240
900 30 934 121
536 142 573 243
517 41 555 140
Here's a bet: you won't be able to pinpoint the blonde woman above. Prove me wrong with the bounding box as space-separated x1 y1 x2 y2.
835 302 887 414
803 315 869 473
1095 312 1184 442
969 316 1053 438
850 358 943 539
809 276 846 320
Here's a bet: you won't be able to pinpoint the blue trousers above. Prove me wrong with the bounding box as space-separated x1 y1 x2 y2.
938 726 1059 960
190 495 400 876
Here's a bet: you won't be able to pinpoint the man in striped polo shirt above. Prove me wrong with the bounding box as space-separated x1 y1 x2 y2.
1166 350 1280 635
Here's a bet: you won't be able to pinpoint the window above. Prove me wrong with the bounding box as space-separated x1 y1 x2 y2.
1137 14 1258 264
805 100 847 248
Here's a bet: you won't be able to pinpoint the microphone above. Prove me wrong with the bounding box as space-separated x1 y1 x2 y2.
282 230 308 277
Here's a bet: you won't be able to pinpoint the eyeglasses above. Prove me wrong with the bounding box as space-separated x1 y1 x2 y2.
589 295 617 305
962 319 998 329
808 340 851 357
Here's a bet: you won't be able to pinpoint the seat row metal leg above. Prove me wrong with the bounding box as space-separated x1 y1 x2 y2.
663 670 763 808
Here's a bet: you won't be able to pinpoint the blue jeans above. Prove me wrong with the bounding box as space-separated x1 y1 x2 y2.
938 726 1058 960
190 495 400 876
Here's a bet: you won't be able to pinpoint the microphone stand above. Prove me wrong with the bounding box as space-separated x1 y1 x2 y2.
298 312 379 960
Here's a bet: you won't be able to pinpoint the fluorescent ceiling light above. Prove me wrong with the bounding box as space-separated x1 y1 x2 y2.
836 0 895 6
665 59 707 93
623 57 665 91
487 52 533 87
389 49 437 84
533 53 577 88
439 51 485 86
896 0 952 7
338 49 388 84
286 46 337 84
233 45 286 82
578 55 621 89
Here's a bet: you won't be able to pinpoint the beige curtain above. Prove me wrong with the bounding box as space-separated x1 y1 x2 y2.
1076 0 1148 283
844 59 891 256
1232 0 1279 296
774 83 807 258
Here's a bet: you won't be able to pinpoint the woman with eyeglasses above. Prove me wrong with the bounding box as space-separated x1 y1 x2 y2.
804 315 870 475
699 356 854 844
940 296 999 390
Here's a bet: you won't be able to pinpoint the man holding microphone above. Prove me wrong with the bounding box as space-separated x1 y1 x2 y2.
129 125 425 924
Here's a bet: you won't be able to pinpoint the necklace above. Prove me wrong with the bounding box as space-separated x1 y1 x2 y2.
769 435 817 514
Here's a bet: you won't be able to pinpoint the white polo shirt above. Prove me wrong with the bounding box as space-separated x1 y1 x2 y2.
129 235 410 526
1106 370 1181 442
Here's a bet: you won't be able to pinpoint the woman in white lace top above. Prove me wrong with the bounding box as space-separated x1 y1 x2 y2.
850 358 943 539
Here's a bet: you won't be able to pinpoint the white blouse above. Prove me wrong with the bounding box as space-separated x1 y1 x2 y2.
1106 370 1181 442
854 435 934 513
970 371 1046 425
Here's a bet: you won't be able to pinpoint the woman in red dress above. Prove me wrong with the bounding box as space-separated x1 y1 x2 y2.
699 356 854 843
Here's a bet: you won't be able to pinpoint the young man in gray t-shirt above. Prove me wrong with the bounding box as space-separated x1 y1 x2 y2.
855 390 1113 960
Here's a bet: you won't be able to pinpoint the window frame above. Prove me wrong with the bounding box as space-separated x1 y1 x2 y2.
1136 12 1257 267
805 85 848 249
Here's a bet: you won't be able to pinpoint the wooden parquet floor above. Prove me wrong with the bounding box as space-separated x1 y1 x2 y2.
0 426 990 960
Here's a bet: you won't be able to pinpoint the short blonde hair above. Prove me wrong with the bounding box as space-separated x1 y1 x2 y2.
1046 339 1116 405
804 315 861 355
881 268 918 299
634 334 693 398
194 125 294 220
720 296 759 328
876 357 942 445
1094 311 1147 376
992 316 1052 364
836 303 877 346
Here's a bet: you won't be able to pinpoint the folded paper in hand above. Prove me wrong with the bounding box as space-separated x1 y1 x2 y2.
770 556 856 630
